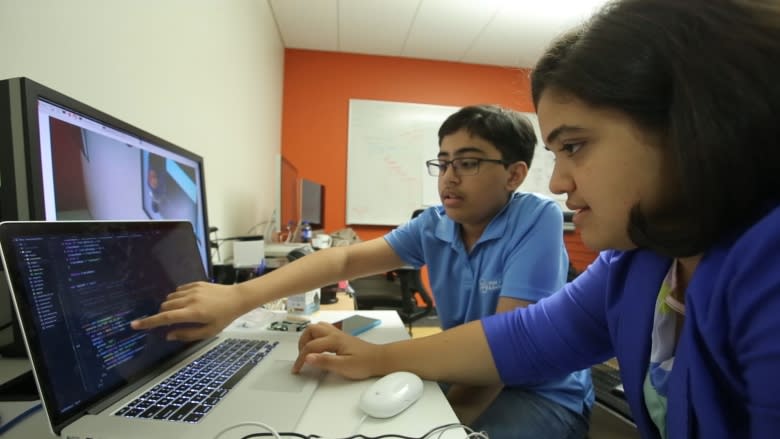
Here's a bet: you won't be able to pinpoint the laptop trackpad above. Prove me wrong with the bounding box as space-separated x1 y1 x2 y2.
252 360 313 393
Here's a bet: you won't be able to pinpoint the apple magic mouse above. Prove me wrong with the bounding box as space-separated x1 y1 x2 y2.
359 371 424 418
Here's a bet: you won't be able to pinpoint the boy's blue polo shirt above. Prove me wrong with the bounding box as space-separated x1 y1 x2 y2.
384 192 594 416
385 192 569 329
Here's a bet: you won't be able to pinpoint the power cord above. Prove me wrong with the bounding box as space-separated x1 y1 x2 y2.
230 422 489 439
213 421 282 439
423 423 489 439
0 402 42 435
353 414 368 436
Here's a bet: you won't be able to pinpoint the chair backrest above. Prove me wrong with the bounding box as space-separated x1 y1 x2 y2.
352 208 435 326
393 209 434 322
567 261 579 283
393 266 434 323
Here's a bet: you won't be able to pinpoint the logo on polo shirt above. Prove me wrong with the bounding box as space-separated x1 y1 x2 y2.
479 279 502 294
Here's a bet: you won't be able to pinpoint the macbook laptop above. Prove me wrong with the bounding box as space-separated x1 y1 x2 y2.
0 220 321 438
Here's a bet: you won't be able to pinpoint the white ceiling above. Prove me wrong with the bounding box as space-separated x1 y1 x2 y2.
268 0 609 68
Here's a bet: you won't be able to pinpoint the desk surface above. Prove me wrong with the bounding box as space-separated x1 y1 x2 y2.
318 291 355 311
0 310 462 438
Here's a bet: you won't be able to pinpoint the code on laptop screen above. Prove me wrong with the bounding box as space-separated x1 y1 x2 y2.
6 223 206 413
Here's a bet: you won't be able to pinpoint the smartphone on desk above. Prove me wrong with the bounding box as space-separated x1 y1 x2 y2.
332 315 381 336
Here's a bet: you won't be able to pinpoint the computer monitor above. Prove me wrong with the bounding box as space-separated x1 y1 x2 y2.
0 77 211 357
300 178 324 230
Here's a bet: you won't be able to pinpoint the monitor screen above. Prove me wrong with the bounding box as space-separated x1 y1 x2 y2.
35 99 209 270
0 77 211 359
300 178 324 229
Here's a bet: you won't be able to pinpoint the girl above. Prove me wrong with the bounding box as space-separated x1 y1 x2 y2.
292 1 780 437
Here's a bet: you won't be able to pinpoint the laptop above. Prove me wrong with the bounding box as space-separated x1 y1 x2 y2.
0 220 321 438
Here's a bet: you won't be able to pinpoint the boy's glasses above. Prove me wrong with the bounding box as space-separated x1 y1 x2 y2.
425 157 508 177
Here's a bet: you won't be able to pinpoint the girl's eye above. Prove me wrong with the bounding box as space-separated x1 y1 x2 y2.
560 142 584 155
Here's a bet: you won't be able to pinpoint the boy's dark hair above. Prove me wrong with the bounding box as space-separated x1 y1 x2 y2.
438 105 537 169
531 0 780 257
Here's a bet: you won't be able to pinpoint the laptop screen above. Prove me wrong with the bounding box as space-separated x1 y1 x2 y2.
0 221 208 430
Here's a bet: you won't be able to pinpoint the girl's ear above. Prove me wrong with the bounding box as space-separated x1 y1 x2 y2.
505 161 528 191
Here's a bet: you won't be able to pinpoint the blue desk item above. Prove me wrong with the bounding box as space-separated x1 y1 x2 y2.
0 403 42 434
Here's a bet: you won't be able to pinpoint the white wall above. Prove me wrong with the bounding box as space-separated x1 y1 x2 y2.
0 0 284 259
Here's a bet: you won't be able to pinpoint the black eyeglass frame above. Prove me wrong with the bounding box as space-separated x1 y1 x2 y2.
425 157 509 177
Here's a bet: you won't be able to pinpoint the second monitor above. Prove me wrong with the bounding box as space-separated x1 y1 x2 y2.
300 178 324 231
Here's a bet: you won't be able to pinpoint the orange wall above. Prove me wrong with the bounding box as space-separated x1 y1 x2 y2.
281 49 534 240
281 49 598 267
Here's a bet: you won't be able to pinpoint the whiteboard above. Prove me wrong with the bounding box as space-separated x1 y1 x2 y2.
346 99 566 225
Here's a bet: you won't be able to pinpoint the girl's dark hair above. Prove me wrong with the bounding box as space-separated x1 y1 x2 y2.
531 0 780 257
438 105 537 169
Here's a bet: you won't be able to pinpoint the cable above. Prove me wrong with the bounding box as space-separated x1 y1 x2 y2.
352 414 368 436
339 423 487 439
236 423 488 439
214 421 283 439
246 218 273 236
210 228 223 264
423 424 489 439
0 402 42 434
241 433 313 439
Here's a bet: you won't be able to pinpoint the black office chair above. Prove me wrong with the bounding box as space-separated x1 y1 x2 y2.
352 209 435 330
567 261 580 282
352 269 434 330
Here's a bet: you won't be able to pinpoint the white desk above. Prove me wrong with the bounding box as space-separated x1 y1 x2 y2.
0 310 464 438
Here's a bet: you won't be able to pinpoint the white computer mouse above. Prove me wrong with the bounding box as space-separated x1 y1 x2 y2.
359 371 424 418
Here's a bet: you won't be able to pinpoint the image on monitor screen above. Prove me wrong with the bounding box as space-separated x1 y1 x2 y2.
142 151 200 234
37 99 207 268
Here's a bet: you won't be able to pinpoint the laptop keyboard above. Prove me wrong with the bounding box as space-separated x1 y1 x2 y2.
114 338 277 423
